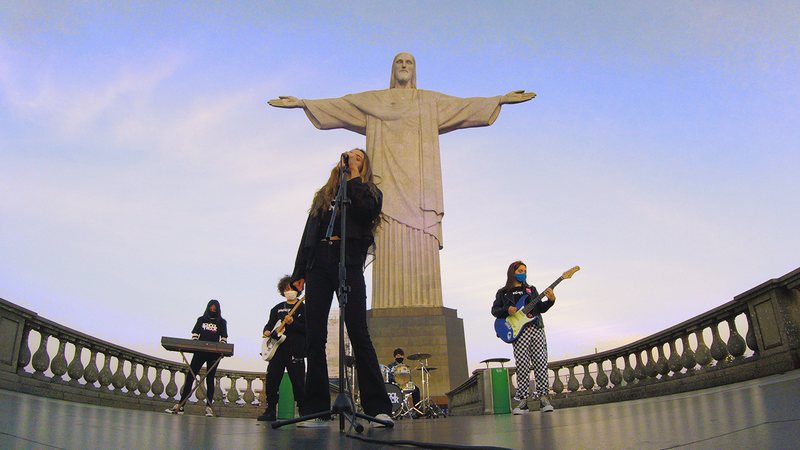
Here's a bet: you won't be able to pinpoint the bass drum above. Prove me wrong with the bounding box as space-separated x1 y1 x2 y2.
385 382 404 415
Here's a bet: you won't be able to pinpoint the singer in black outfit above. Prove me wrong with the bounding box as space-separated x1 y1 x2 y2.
291 148 393 427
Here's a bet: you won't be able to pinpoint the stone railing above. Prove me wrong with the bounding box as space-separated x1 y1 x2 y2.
0 298 267 417
448 266 800 415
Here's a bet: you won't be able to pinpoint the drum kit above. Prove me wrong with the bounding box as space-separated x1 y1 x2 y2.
380 352 447 420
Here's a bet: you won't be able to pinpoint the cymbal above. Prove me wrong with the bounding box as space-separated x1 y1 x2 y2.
416 367 437 371
407 353 432 361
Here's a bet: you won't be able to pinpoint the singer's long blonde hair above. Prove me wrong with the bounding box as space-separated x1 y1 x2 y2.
310 149 381 233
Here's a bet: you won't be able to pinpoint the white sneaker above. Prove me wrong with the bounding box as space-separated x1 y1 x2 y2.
204 406 214 417
372 413 394 428
539 396 554 413
512 399 529 415
164 403 184 415
296 418 330 428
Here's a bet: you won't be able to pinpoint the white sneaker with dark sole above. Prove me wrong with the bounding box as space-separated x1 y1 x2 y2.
512 399 529 415
296 418 330 428
372 413 394 428
539 396 555 413
164 404 184 415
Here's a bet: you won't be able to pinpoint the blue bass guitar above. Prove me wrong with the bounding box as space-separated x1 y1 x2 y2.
494 266 580 343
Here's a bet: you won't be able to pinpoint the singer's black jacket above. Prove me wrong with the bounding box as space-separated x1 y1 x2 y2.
292 178 382 282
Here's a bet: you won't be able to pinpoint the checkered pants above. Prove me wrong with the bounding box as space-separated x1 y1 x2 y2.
513 325 549 400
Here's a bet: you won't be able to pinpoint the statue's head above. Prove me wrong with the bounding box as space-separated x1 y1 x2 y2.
390 52 416 89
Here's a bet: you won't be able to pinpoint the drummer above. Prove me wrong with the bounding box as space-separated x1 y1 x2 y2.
386 348 420 408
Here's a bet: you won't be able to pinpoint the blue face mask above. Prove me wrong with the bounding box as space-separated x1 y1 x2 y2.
515 273 527 283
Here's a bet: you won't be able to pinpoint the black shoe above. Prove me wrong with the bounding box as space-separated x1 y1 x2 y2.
257 410 277 422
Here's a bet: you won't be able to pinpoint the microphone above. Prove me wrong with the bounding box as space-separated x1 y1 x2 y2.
341 152 349 165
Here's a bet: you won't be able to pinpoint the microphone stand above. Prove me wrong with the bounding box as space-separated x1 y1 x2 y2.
272 155 392 432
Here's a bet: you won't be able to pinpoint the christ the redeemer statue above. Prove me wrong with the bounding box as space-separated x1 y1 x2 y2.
269 52 535 309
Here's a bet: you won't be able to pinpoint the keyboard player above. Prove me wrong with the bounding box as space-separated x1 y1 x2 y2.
165 299 228 417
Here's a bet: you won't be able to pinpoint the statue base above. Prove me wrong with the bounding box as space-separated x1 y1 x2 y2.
367 306 468 404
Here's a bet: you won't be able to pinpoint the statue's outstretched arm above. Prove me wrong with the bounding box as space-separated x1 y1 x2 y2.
500 90 536 105
267 96 306 108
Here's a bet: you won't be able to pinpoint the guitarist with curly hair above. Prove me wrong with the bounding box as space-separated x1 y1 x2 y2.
492 261 557 415
258 275 307 421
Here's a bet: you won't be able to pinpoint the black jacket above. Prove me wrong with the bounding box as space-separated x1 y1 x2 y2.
292 178 382 281
491 285 554 329
263 300 306 358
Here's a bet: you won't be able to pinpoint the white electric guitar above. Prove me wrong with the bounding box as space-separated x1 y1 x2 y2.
260 296 305 361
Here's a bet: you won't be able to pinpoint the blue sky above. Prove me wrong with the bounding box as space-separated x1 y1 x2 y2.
1 1 798 374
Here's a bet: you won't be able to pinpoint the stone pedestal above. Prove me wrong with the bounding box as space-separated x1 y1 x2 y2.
367 306 468 402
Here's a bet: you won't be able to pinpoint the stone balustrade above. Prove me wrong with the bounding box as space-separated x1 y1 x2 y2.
0 299 267 417
3 267 798 417
448 266 800 415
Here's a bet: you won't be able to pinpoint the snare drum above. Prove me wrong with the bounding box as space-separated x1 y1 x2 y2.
385 382 403 415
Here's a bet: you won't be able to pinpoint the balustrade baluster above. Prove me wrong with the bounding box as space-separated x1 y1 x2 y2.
261 376 269 405
595 361 609 389
98 352 113 389
551 367 564 394
655 344 669 376
680 335 696 371
633 351 647 381
622 355 635 384
567 365 580 392
138 364 152 397
242 376 256 405
152 367 165 397
32 330 51 379
726 317 746 358
694 329 712 367
83 349 99 387
214 375 224 403
745 311 758 353
67 342 85 385
709 322 730 363
126 361 140 395
196 374 207 404
17 325 32 371
165 369 178 399
609 359 622 387
644 348 657 378
667 340 682 374
227 375 241 403
111 356 127 390
50 338 68 382
581 363 595 390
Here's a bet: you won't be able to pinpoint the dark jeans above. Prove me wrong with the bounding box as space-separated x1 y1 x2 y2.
179 352 219 405
265 345 306 414
303 240 391 417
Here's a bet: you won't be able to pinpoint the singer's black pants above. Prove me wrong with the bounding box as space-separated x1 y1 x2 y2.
303 240 391 417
